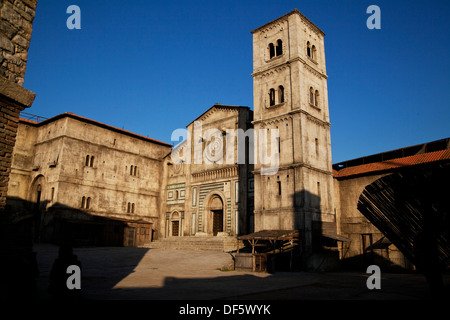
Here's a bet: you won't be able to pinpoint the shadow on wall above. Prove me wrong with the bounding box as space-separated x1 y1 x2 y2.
292 189 342 272
357 161 450 298
4 197 154 247
237 189 338 273
0 197 150 300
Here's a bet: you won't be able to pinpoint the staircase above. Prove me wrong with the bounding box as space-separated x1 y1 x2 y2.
143 235 241 252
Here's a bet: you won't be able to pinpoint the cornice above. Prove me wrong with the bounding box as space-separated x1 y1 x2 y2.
252 113 293 127
252 57 327 79
303 62 327 79
191 165 239 183
251 9 325 36
252 108 330 128
186 104 248 127
253 163 333 176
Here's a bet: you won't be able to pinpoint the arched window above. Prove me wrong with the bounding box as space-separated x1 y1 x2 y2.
81 196 86 208
86 197 91 209
90 156 95 167
134 166 137 176
269 88 275 106
314 90 319 107
276 39 283 56
85 155 90 166
131 203 135 214
309 87 314 105
312 45 317 61
268 43 275 59
315 138 319 157
127 202 131 213
130 165 134 175
307 41 311 57
278 85 284 103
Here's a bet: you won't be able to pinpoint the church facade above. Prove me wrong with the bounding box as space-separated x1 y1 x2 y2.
159 104 254 239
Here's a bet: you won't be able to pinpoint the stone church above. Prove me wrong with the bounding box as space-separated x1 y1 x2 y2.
6 9 450 271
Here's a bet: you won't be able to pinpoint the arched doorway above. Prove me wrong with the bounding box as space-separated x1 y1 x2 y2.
209 195 224 236
29 175 46 241
171 211 180 237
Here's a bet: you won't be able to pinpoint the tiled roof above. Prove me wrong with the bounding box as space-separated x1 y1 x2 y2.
18 117 39 125
334 149 450 179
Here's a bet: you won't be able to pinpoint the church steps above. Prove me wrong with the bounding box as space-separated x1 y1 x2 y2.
143 236 240 252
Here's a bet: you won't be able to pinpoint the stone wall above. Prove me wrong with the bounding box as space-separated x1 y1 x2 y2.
334 173 413 270
0 0 37 85
0 0 37 299
0 0 37 212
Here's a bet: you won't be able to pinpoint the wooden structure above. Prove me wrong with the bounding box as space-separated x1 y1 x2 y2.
124 220 153 247
358 163 450 270
235 230 300 272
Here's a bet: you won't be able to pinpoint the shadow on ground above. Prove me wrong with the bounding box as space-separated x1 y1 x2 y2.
33 244 450 300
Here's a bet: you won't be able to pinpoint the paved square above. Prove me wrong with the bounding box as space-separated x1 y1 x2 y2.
34 244 447 300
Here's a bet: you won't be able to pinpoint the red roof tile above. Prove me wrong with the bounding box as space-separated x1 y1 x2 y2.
18 117 39 125
334 149 450 179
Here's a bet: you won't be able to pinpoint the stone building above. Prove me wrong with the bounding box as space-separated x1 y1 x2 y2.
5 8 449 273
159 104 253 240
250 9 335 264
8 113 171 246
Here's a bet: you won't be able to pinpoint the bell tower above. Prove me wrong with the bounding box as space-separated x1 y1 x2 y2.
251 9 335 256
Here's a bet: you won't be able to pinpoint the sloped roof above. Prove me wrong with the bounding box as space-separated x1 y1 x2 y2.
186 103 249 127
250 8 325 36
19 112 172 147
237 230 299 241
334 148 450 179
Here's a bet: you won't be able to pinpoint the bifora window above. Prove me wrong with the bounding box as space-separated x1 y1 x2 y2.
309 87 320 108
268 39 283 60
127 202 135 213
85 155 95 167
307 41 317 62
268 85 285 107
81 196 91 209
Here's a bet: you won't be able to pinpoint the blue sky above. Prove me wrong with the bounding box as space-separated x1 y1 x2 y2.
24 0 449 163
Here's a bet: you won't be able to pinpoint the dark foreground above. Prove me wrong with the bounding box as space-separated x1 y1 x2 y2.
29 243 450 301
